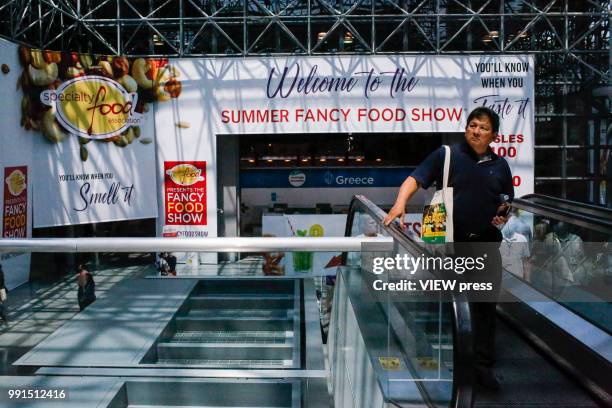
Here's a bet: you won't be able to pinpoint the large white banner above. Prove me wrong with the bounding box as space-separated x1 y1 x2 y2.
0 39 34 287
156 55 534 239
31 133 158 227
6 41 167 227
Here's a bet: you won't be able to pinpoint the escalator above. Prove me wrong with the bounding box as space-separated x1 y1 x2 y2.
0 194 609 407
338 195 611 407
518 194 612 228
492 195 612 406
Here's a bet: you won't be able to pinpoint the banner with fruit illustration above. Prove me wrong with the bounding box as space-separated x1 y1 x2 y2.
262 214 346 276
16 44 182 227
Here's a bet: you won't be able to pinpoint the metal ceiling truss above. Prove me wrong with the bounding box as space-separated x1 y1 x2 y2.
0 0 607 81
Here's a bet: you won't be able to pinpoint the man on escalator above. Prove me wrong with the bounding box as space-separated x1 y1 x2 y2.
384 107 514 390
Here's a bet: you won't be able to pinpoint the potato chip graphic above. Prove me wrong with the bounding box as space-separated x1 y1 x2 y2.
5 169 26 197
166 164 204 186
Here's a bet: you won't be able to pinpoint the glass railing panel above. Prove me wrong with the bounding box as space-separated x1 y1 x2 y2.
344 199 456 407
501 207 612 334
370 242 454 379
346 206 390 270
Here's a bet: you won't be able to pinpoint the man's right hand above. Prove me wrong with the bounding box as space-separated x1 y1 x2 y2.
384 176 418 228
384 204 406 228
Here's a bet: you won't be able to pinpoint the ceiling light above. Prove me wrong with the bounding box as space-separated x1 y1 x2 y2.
375 158 382 162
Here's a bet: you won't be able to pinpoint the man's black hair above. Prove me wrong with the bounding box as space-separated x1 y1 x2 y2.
466 107 500 134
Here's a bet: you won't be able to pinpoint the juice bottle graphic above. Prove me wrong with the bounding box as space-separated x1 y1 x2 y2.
293 229 313 272
292 224 323 272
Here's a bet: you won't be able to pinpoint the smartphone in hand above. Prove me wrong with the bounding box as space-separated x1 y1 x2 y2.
497 194 512 217
497 204 511 217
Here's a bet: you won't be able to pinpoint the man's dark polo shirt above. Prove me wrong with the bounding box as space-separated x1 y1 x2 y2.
410 140 514 241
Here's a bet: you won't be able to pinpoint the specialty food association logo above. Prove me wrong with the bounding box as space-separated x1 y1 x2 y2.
288 170 306 187
5 169 26 196
40 75 142 139
166 164 205 186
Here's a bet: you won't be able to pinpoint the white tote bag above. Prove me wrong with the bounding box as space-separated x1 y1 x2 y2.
421 145 454 243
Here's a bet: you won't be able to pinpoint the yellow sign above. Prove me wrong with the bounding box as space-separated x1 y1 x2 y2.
417 357 439 370
166 164 205 186
40 75 141 139
5 169 27 196
378 357 401 371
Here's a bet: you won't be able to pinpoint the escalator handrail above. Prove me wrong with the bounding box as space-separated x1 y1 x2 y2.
345 195 474 408
520 194 612 221
512 196 612 235
521 194 612 214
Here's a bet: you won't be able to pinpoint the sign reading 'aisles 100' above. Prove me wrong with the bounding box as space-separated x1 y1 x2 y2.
40 75 142 139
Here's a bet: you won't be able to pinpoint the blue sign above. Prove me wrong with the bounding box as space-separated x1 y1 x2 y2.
241 168 413 188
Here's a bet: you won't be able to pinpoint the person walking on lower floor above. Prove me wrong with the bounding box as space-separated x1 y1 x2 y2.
76 264 96 311
0 264 7 323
